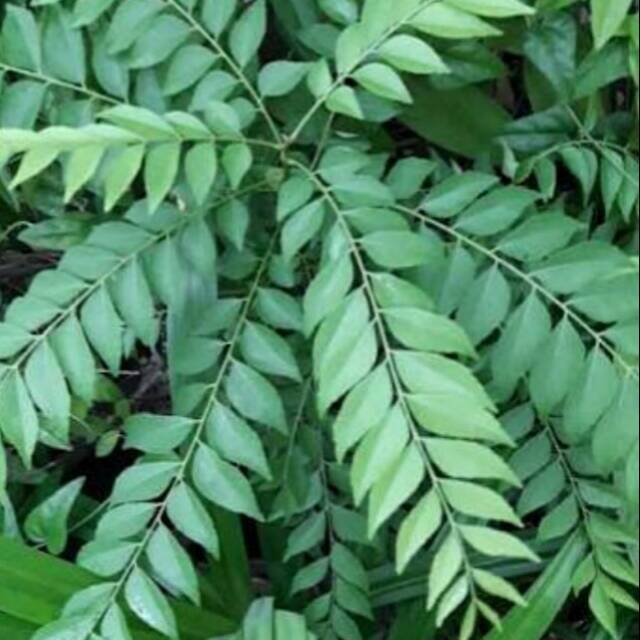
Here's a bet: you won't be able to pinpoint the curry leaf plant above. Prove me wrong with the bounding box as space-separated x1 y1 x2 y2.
0 0 638 639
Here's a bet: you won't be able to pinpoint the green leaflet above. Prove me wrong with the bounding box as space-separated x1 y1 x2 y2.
446 0 534 17
230 0 267 68
455 186 540 236
326 86 364 120
413 5 502 39
563 348 620 443
427 438 521 486
206 404 272 480
460 525 540 562
368 445 425 537
384 307 476 357
146 525 200 605
95 502 156 541
72 0 118 28
223 143 253 189
225 361 287 433
192 444 264 521
303 252 354 336
259 61 310 97
334 366 393 462
125 567 178 639
1 6 41 71
497 210 584 262
228 599 318 640
491 293 552 396
106 0 165 54
167 484 220 557
42 7 86 84
591 0 633 50
24 341 71 441
361 231 436 268
457 265 512 345
124 414 195 454
396 490 442 573
201 0 237 37
441 480 521 525
144 142 181 214
353 64 412 104
80 287 123 375
351 406 409 505
422 172 499 218
0 371 39 467
25 478 85 554
378 36 449 75
164 45 218 97
529 317 585 415
111 462 180 504
185 143 218 205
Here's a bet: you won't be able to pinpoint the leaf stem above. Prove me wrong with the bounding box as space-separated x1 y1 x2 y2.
395 204 639 382
563 106 639 189
0 182 269 391
83 233 278 639
289 158 482 613
286 0 441 146
0 61 121 105
163 0 284 146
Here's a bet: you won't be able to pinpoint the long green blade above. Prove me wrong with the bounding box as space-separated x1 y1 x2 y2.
483 530 589 640
0 535 236 638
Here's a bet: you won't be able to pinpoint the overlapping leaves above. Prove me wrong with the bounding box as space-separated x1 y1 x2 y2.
0 0 638 639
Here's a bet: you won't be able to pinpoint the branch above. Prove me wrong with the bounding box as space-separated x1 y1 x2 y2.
395 204 639 382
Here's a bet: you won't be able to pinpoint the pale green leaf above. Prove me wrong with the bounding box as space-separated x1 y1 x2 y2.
222 143 253 189
124 414 194 454
147 525 200 605
427 438 521 486
529 318 585 415
353 63 412 104
125 567 178 640
361 231 434 269
445 0 534 17
192 443 264 520
442 480 521 525
384 307 476 357
24 341 71 439
241 322 301 382
229 0 266 68
225 361 287 432
378 35 449 75
396 490 443 573
427 533 464 610
111 462 179 504
368 445 425 536
461 526 539 562
326 86 364 119
80 287 122 375
413 5 502 39
144 142 180 214
25 478 84 554
259 61 310 97
591 0 632 50
185 143 217 205
334 366 393 462
0 371 39 467
351 406 409 505
167 483 220 557
206 404 272 480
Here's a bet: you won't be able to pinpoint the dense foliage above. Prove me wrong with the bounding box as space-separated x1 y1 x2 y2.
0 0 638 638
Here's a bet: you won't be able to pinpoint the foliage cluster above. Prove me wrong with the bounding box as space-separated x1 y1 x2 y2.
0 0 638 639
